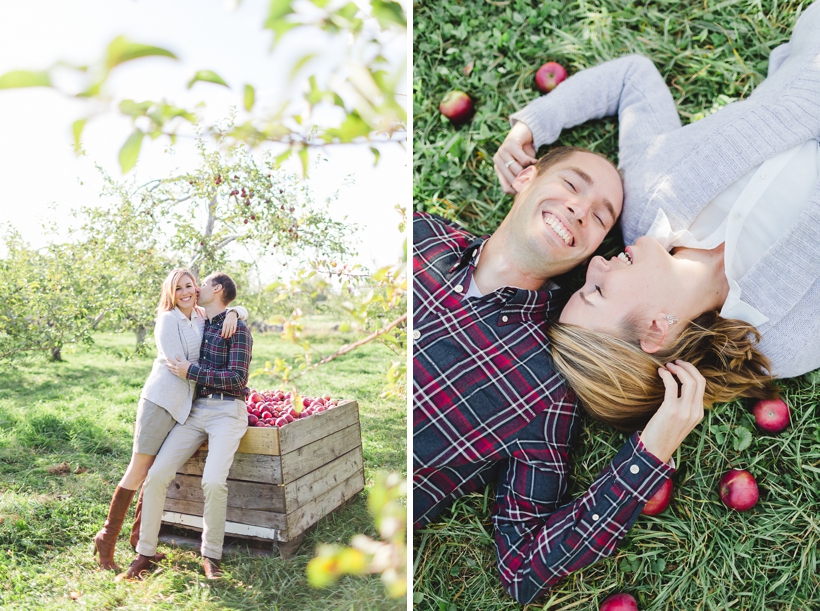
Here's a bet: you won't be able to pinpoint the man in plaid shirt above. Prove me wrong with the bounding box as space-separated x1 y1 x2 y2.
123 271 253 581
414 148 677 604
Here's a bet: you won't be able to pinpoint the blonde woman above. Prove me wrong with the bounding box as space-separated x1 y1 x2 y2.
93 268 246 571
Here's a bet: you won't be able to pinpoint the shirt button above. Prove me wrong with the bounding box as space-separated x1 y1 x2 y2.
592 514 599 521
501 315 509 323
454 284 463 293
412 330 421 340
630 465 640 474
471 249 478 257
733 212 741 220
761 172 770 180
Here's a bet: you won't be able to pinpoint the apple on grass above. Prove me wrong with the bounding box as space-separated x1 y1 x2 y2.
719 469 759 511
641 478 672 516
752 398 790 433
600 593 638 611
535 61 568 93
439 91 474 125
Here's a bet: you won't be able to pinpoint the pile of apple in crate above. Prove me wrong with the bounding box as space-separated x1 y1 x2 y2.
161 388 365 557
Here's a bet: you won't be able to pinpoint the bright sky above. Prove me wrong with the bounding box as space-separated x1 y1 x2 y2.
0 0 408 281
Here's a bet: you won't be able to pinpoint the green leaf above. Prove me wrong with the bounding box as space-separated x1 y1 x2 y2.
371 0 406 28
412 592 425 604
118 129 144 173
265 0 296 42
370 146 380 166
275 149 292 167
0 70 51 89
105 36 177 71
71 119 87 153
243 84 255 111
290 54 317 81
187 70 229 89
297 146 309 176
733 426 753 452
118 99 153 117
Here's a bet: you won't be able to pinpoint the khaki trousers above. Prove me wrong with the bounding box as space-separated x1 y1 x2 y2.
136 397 248 560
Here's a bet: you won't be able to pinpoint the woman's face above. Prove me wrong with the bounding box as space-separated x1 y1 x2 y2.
558 236 679 336
174 275 198 313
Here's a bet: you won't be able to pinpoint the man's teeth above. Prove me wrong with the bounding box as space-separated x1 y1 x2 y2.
544 214 572 245
617 251 633 265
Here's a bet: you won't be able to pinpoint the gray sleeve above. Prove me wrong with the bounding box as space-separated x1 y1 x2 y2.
511 54 681 170
154 312 186 361
767 43 792 77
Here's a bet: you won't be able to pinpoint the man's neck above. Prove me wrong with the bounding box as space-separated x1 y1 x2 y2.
202 302 227 321
472 226 555 294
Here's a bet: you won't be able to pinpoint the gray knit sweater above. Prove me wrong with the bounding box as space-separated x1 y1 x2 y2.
512 2 820 378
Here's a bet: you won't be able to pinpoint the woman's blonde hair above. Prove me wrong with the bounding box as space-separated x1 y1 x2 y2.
548 310 778 431
157 268 198 315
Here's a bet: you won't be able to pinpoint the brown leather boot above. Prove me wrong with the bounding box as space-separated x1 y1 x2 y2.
202 556 223 580
128 487 167 562
115 554 158 581
129 488 143 551
93 486 137 571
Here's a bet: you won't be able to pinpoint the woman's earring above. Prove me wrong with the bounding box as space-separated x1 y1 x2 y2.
665 315 678 326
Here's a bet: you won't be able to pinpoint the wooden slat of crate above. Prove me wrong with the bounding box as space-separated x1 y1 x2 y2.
161 468 364 542
164 447 364 521
277 400 360 454
177 452 283 484
178 423 361 487
198 400 359 456
279 423 361 482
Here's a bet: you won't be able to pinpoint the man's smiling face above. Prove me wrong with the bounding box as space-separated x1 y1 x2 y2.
507 151 624 277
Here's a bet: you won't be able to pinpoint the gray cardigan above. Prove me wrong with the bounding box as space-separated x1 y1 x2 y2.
140 309 202 424
512 2 820 378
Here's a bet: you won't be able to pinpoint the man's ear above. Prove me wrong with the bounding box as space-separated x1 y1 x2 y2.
639 315 672 354
511 165 538 194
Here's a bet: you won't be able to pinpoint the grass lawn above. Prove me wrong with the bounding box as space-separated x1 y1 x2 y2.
0 328 405 611
414 1 819 610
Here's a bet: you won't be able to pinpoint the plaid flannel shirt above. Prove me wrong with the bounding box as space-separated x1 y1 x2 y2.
186 310 253 398
412 212 673 604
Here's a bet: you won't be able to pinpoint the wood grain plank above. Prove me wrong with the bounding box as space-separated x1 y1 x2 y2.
162 499 288 533
165 474 286 513
280 424 362 482
277 400 359 454
283 447 363 510
285 469 365 539
161 510 287 541
176 452 283 485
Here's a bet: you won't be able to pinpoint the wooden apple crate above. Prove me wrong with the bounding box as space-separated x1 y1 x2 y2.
160 399 364 558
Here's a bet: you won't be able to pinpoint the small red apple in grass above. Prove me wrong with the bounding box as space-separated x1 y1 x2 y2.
641 478 673 516
535 61 568 93
600 592 638 611
439 91 474 125
752 398 790 433
719 469 759 511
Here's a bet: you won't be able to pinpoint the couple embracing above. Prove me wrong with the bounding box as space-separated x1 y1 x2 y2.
414 2 820 604
93 269 253 580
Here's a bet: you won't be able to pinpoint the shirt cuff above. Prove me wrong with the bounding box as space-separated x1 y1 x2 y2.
186 364 201 382
611 432 675 502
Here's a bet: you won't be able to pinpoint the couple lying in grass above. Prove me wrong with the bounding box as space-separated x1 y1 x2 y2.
413 2 820 604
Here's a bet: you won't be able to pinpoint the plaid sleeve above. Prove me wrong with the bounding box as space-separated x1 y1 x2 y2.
493 432 673 604
186 324 252 394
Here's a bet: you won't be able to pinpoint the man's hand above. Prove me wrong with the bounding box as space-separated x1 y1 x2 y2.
222 310 239 339
639 360 706 464
165 356 192 379
493 122 537 194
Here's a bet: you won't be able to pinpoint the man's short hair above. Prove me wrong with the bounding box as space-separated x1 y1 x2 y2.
209 272 237 304
534 145 619 178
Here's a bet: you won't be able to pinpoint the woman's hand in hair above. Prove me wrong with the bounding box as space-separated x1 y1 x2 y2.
494 122 537 194
639 360 706 464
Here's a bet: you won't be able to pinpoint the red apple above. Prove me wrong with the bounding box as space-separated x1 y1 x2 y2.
248 392 264 404
752 398 790 434
247 414 258 426
600 593 638 611
439 91 474 125
641 478 673 516
535 61 567 94
719 469 759 511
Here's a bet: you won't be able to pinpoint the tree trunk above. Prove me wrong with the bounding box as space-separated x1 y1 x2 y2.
136 326 148 346
50 346 62 361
